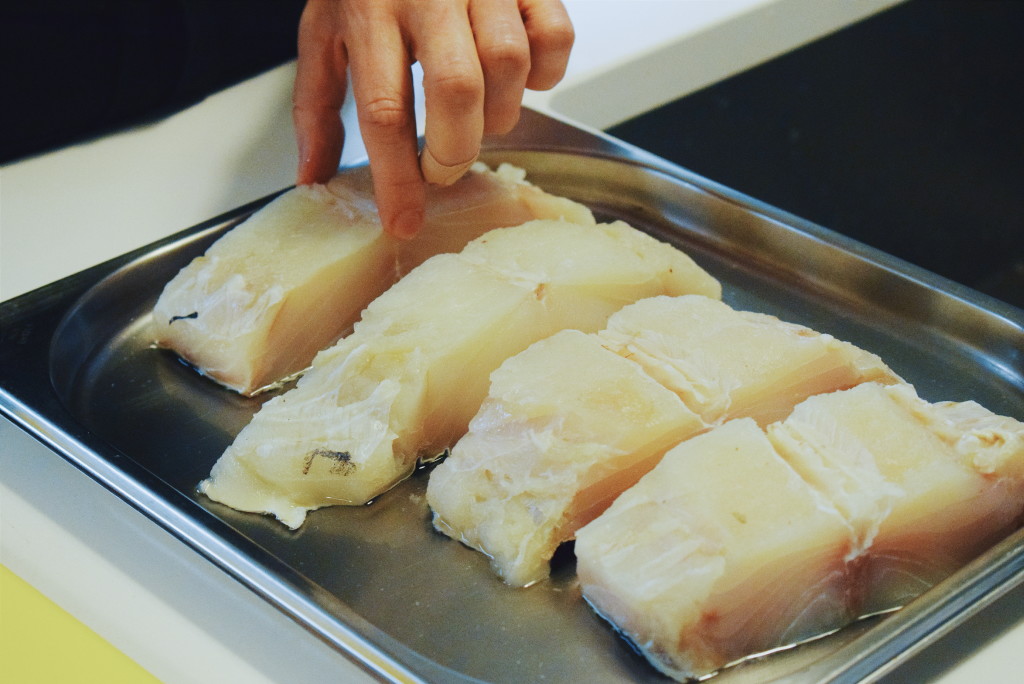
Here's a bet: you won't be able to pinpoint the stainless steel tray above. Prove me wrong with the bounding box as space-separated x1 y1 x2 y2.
2 109 1022 683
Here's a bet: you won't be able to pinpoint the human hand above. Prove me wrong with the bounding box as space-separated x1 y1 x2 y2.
293 0 574 239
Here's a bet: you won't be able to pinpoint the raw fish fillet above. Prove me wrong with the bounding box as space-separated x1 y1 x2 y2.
427 295 900 586
394 163 592 275
152 163 594 395
575 418 856 681
199 219 721 528
768 382 1024 613
597 295 902 425
577 383 1024 680
427 329 706 586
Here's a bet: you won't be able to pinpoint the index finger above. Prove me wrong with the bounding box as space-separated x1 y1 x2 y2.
293 1 348 185
347 13 425 240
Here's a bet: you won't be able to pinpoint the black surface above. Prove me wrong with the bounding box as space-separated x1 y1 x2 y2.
1 0 304 164
609 0 1023 308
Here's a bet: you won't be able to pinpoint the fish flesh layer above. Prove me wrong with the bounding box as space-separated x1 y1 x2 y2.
574 382 1024 681
199 219 721 528
768 382 1024 614
427 295 901 586
152 163 593 395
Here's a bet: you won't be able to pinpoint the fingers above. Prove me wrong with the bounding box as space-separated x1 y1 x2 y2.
293 0 348 185
412 2 485 186
470 0 531 135
348 5 425 239
463 0 574 139
292 0 575 238
520 0 575 91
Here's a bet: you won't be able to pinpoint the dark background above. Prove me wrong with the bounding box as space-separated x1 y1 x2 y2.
1 0 303 163
610 0 1024 308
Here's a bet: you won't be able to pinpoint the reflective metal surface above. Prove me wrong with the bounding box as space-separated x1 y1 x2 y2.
1 109 1021 683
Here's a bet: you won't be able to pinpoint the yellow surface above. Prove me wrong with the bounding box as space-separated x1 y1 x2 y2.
0 563 159 683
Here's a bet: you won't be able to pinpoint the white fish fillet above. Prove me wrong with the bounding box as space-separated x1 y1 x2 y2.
427 294 901 586
597 295 902 425
576 383 1024 680
768 382 1024 613
199 219 721 528
427 329 706 586
575 418 856 681
152 163 594 395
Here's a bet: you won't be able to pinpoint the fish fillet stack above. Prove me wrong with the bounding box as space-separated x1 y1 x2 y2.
199 220 721 528
574 382 1024 681
427 295 901 586
152 163 593 395
155 159 1023 682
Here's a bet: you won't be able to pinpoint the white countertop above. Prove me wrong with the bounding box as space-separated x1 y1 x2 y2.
3 1 1021 682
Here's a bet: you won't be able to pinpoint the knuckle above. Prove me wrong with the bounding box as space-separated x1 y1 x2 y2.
478 37 531 76
425 64 483 107
359 94 409 130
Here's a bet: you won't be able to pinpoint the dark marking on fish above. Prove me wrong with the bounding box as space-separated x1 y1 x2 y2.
302 447 356 476
169 311 199 324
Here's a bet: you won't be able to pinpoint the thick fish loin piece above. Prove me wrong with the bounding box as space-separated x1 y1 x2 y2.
200 219 721 528
575 418 856 681
153 179 387 395
427 295 899 586
427 329 707 587
597 295 901 425
394 162 593 275
152 163 594 395
767 382 1024 614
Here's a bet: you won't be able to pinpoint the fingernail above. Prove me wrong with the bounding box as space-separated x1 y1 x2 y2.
389 208 423 241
